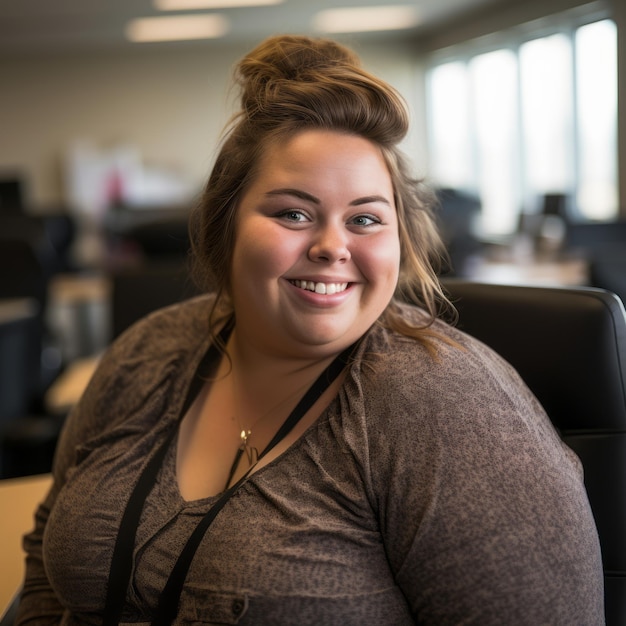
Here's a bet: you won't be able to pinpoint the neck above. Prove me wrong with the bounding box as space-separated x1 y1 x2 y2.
222 329 341 424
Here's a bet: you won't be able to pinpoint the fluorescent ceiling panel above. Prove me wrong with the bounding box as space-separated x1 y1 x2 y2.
126 14 229 42
313 5 420 33
154 0 283 9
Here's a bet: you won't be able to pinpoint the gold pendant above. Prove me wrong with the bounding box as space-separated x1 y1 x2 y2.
240 430 258 466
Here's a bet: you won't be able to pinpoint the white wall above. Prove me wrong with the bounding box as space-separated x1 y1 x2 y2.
0 40 423 211
4 0 618 216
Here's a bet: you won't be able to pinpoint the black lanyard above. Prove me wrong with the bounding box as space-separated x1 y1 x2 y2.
102 327 357 626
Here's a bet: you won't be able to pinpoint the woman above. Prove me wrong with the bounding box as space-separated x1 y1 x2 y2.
16 35 603 625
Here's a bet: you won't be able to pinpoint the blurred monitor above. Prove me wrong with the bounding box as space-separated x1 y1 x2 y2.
0 177 24 213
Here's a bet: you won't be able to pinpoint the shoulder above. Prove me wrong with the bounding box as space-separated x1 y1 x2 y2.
110 293 216 360
344 307 603 624
54 295 216 464
89 292 216 404
84 294 215 400
347 302 573 481
355 302 526 413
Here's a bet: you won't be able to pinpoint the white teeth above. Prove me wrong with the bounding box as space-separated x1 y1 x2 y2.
292 280 348 294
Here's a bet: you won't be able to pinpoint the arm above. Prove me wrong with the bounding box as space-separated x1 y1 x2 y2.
15 323 156 623
366 338 604 625
14 297 212 624
14 355 118 626
15 483 65 624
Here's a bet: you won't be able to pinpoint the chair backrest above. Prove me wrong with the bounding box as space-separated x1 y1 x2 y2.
442 279 626 625
110 261 201 339
589 251 626 308
566 220 626 253
0 299 38 423
0 239 49 406
564 220 626 306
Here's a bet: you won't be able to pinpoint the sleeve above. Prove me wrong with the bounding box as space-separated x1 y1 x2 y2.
14 313 164 624
364 338 605 625
14 483 64 624
14 342 124 624
13 297 210 624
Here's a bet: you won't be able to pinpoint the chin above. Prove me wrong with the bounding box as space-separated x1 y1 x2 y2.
289 324 362 354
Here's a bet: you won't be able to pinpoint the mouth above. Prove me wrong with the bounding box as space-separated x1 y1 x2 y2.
289 280 349 295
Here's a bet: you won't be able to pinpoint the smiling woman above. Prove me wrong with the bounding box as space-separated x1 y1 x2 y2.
230 130 400 359
15 34 604 626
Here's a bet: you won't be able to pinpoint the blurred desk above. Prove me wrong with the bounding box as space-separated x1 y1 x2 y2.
0 473 52 614
45 355 100 414
49 273 109 303
0 299 37 325
467 256 589 287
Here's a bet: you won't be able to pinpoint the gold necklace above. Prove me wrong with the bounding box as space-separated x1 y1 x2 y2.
238 428 258 467
225 428 258 490
224 378 317 489
230 376 315 468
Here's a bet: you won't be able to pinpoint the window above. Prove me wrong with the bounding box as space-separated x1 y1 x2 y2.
427 16 618 236
428 61 473 190
470 49 519 235
575 19 618 220
519 34 574 202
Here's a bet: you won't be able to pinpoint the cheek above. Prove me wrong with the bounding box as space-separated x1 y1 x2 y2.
355 235 401 285
233 222 302 280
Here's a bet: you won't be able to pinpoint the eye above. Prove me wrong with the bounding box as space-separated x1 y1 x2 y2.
350 214 380 227
277 209 309 223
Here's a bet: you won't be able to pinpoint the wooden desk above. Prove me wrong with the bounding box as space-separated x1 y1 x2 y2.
45 355 100 414
0 299 37 325
467 256 589 287
0 474 52 615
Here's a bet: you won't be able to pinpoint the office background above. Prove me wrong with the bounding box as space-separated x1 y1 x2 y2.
1 0 624 221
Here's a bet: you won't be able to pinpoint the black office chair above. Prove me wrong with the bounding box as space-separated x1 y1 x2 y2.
589 248 626 308
564 220 626 307
0 237 64 479
442 279 626 626
110 261 201 339
565 220 626 253
105 209 200 339
0 240 46 407
435 187 483 277
0 299 38 418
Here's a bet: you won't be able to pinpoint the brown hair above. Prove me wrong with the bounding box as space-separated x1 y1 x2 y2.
189 34 454 345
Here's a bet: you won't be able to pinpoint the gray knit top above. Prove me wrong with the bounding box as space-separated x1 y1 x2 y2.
16 295 604 625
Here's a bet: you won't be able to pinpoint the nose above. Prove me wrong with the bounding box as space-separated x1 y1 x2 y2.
308 223 351 264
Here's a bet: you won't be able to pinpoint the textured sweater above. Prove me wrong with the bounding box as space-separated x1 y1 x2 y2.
16 295 604 625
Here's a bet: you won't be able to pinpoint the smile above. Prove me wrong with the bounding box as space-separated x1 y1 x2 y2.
290 280 349 295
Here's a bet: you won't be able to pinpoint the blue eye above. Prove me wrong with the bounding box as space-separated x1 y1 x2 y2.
351 215 379 227
279 210 307 222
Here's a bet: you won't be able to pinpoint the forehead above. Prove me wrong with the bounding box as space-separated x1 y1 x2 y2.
250 129 394 191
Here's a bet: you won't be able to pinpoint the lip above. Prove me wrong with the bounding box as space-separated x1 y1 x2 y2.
289 278 349 294
286 275 354 284
284 277 355 307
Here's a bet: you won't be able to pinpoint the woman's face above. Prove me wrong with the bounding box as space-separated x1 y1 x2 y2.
230 129 400 360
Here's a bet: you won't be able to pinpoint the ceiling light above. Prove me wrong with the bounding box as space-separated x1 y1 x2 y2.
126 14 229 42
312 5 420 34
154 0 283 9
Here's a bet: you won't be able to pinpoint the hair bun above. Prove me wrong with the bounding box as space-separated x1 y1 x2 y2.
236 35 363 116
232 35 408 144
238 34 359 86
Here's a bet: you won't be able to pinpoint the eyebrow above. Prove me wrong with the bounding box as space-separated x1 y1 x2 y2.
265 188 391 207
